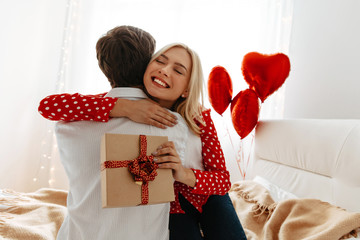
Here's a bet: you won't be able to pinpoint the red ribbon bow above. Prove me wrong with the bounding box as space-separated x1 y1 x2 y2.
101 135 158 205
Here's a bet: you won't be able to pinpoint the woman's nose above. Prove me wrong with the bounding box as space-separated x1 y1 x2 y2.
159 66 170 77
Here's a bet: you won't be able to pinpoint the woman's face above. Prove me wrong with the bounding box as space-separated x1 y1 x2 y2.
143 46 192 109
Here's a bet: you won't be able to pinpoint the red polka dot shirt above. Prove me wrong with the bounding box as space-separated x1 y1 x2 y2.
38 93 231 214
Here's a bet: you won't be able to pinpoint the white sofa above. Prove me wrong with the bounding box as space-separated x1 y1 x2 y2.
248 119 360 213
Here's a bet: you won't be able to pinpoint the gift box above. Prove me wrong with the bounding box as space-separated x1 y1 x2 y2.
100 133 175 208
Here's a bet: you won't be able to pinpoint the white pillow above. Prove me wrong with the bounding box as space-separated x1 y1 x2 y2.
253 176 298 202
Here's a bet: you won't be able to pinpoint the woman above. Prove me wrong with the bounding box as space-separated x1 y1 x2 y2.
39 43 247 240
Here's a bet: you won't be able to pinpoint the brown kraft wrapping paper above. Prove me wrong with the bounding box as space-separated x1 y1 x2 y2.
100 133 175 208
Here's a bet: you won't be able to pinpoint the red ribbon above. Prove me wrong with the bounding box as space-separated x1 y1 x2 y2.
101 135 158 205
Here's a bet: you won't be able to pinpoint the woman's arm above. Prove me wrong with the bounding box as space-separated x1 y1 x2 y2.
38 93 177 128
38 93 117 122
190 109 231 195
154 109 231 195
152 141 196 187
111 98 178 128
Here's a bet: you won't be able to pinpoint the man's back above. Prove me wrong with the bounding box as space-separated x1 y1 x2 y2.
55 88 188 240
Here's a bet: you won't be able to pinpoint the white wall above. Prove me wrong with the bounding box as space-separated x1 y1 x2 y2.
284 0 360 119
0 1 67 191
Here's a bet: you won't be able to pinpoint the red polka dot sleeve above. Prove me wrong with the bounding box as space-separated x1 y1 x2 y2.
38 93 117 122
170 109 231 214
190 109 231 195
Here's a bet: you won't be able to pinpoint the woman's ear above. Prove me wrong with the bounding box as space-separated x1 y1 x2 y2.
181 90 189 98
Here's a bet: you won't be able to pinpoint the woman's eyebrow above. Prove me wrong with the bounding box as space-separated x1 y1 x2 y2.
175 63 188 72
160 54 188 72
160 54 168 60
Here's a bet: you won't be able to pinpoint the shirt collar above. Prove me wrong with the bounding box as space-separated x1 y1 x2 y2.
104 87 148 99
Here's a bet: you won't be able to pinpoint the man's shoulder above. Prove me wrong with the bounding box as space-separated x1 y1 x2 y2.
54 120 107 139
167 111 187 131
54 113 189 141
55 120 101 129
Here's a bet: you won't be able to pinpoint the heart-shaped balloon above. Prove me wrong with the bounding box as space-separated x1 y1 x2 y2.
207 66 233 115
230 89 260 139
242 52 290 102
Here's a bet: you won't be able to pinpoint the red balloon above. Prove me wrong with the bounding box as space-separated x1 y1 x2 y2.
242 52 290 102
230 89 260 139
207 66 233 115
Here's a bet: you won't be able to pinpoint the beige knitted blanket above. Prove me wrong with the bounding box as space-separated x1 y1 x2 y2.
0 188 67 240
1 184 360 240
229 180 360 240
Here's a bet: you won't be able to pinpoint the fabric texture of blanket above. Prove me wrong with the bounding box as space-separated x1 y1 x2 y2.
229 180 360 240
2 183 360 240
0 188 67 240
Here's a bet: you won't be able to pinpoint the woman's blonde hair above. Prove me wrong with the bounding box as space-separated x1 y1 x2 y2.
150 43 205 135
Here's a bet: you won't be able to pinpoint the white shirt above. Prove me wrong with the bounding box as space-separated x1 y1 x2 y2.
56 88 189 240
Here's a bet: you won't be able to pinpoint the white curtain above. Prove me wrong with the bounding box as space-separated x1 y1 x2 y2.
0 0 293 192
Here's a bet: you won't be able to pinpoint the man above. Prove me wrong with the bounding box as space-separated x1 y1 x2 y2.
55 26 188 240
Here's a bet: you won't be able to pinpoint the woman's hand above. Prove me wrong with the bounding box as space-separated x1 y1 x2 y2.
110 99 177 129
152 141 196 187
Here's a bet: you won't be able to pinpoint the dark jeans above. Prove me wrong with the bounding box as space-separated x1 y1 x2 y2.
169 193 247 240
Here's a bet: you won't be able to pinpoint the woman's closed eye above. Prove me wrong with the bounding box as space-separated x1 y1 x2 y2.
174 68 184 75
155 59 165 64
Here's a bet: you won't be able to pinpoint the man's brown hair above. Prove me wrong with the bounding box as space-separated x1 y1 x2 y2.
96 26 156 88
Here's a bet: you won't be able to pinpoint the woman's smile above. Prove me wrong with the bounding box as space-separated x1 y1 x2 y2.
152 77 169 88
